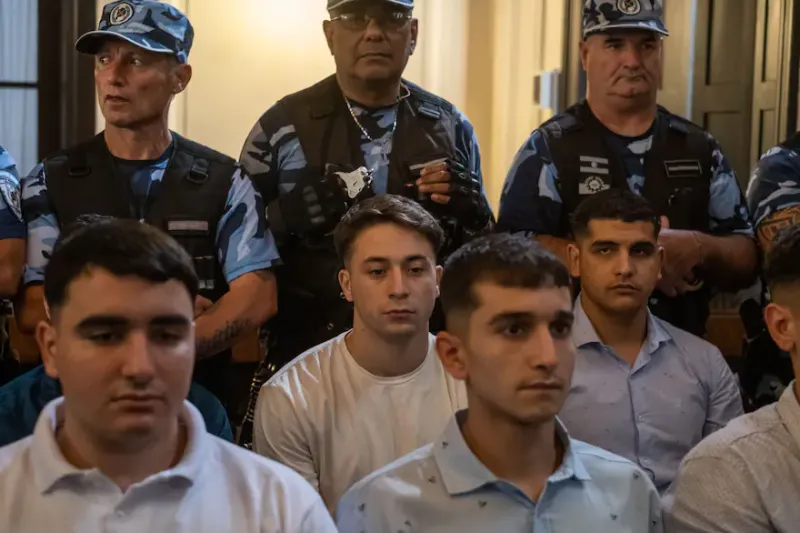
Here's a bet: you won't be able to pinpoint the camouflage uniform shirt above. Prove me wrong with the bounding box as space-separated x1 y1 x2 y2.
498 114 754 237
22 140 280 285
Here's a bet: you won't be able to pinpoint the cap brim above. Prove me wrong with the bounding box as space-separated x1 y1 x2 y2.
584 21 670 38
328 0 412 12
75 30 175 57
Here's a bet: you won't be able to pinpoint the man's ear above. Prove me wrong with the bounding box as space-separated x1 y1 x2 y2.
323 20 335 54
37 319 59 380
579 38 590 70
338 268 353 303
656 245 665 281
409 19 419 55
436 330 468 382
434 265 443 297
173 63 192 94
765 302 796 353
566 243 581 278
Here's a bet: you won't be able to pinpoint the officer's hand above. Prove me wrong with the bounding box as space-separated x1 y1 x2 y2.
195 295 214 318
417 161 452 205
416 160 490 229
657 217 704 297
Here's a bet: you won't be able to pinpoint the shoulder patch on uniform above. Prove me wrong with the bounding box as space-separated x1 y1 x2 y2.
0 179 22 223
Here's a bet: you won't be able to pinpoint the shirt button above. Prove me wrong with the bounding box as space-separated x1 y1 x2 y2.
638 415 644 422
326 323 334 331
643 459 650 465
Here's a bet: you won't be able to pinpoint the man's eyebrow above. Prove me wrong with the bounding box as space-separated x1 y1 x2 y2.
76 315 130 329
363 255 429 263
488 309 574 326
75 315 191 329
590 240 620 247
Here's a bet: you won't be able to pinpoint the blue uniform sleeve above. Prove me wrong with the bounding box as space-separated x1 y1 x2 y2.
21 163 60 286
215 166 281 283
497 129 563 235
706 134 754 236
745 145 800 229
0 147 25 240
239 104 309 203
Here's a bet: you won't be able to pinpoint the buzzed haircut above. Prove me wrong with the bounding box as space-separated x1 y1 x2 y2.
570 189 661 239
765 224 800 295
333 194 445 264
439 233 571 324
44 219 199 314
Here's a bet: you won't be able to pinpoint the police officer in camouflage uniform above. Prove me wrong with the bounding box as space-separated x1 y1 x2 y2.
740 134 800 404
0 146 26 384
18 0 280 425
498 0 758 337
238 0 493 443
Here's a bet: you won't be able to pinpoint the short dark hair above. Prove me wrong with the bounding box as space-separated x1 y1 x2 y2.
765 225 800 295
44 219 199 313
333 195 445 263
440 233 571 324
570 189 660 239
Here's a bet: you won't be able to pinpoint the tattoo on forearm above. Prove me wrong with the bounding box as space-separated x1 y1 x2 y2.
196 318 253 359
758 206 800 249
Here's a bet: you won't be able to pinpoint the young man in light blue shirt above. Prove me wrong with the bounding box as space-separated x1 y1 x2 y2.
561 189 743 494
337 233 662 533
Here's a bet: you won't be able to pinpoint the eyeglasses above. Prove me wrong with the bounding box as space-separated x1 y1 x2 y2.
331 11 413 32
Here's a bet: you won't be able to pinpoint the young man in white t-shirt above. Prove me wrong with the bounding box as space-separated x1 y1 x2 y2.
253 194 467 514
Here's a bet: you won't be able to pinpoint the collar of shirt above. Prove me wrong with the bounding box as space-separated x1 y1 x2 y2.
777 381 800 449
30 397 210 495
432 410 591 497
572 296 672 370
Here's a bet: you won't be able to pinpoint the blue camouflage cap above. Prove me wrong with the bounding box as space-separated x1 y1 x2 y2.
583 0 669 38
328 0 414 13
75 0 194 64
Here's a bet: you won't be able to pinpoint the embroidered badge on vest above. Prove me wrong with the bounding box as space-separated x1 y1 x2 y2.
664 160 702 179
578 155 611 195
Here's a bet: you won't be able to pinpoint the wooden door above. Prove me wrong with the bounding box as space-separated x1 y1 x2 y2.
692 0 758 188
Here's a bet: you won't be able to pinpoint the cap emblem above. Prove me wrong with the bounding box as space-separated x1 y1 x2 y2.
110 2 135 25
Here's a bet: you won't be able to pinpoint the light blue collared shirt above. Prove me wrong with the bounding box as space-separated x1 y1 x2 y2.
560 297 744 494
336 410 663 533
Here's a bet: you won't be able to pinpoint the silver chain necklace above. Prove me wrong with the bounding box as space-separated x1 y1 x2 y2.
344 83 410 142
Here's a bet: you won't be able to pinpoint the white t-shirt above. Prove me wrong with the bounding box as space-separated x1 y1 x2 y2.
0 399 336 533
254 332 467 514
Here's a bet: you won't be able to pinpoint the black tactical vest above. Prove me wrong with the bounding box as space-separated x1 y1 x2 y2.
265 76 464 364
43 132 232 303
542 101 715 336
